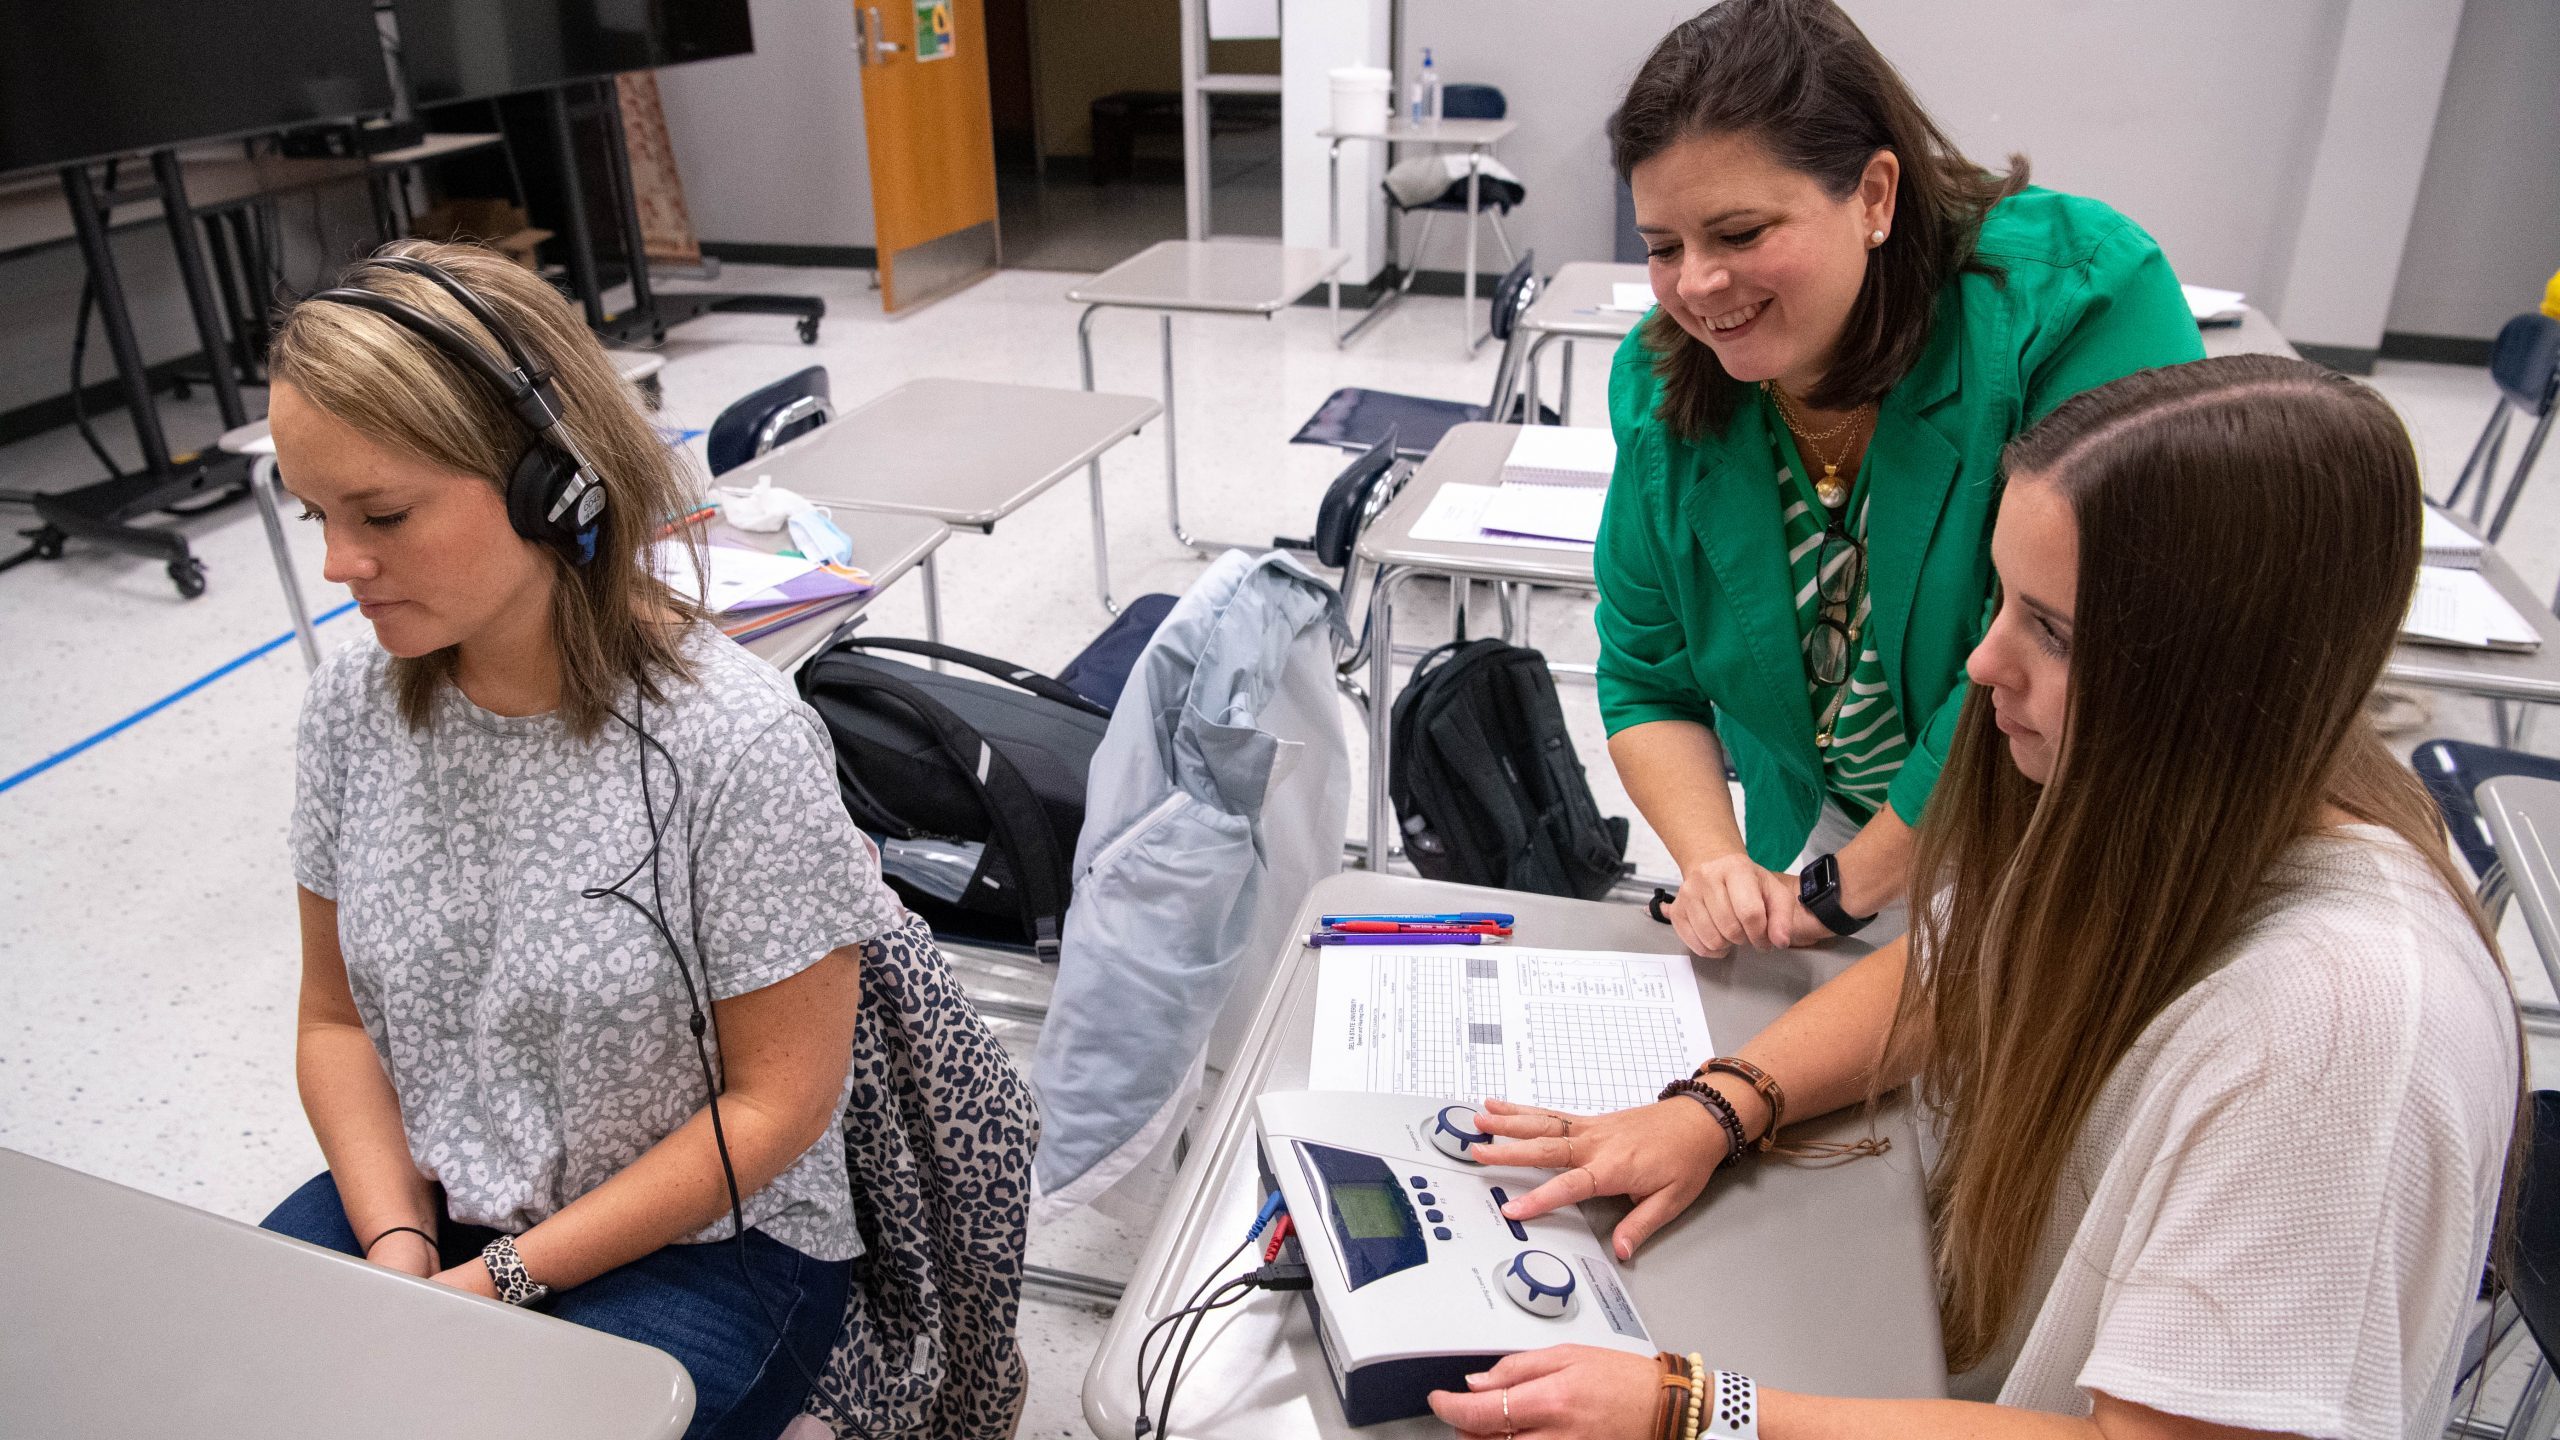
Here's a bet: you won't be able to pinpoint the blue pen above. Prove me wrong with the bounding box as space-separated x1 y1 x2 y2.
1310 932 1501 947
1319 911 1515 927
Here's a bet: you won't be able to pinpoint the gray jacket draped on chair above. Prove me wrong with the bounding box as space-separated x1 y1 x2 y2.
1030 550 1350 1217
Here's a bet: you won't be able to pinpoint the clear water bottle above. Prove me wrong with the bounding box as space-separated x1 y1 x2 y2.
1415 47 1442 126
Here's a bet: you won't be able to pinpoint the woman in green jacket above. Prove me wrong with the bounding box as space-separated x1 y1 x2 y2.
1599 0 2202 955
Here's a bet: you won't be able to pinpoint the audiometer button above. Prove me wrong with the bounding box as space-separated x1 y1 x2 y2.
1433 1227 1453 1240
1417 1193 1436 1207
1410 1175 1429 1189
1429 1105 1491 1163
1487 1186 1529 1241
1425 1209 1444 1223
1499 1248 1576 1318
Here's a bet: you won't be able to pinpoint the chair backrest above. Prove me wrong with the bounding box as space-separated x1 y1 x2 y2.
1482 251 1542 415
2510 1091 2560 1361
2491 313 2560 416
1441 84 1505 120
1313 426 1404 570
707 365 834 477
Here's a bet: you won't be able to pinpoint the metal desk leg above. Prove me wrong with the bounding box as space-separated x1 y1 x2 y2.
250 455 320 670
1522 330 1560 427
919 550 947 671
1328 138 1344 347
1075 303 1124 612
1463 151 1485 354
1155 312 1262 555
1366 566 1412 870
1560 341 1575 426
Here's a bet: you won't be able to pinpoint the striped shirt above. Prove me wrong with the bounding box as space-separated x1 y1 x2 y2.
1772 419 1911 822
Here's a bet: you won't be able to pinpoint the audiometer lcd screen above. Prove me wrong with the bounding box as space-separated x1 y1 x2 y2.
0 0 394 177
394 0 755 105
1331 1182 1418 1243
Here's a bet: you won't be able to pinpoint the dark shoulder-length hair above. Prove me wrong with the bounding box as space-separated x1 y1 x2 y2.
1610 0 2027 438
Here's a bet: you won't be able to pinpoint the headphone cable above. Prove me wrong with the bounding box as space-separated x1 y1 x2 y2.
587 702 827 1397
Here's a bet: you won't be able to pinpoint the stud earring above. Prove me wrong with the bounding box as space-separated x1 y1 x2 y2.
1870 229 1886 246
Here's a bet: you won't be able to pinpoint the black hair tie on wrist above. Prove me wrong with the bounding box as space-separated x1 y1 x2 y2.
363 1224 438 1257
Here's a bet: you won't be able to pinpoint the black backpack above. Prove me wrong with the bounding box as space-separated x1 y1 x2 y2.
1389 638 1630 899
798 637 1110 960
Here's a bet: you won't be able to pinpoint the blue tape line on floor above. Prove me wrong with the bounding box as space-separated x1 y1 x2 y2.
0 598 359 797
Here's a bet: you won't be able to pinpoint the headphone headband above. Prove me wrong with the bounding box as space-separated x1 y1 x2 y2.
301 259 608 560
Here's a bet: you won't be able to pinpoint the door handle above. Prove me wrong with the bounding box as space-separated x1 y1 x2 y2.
861 6 902 61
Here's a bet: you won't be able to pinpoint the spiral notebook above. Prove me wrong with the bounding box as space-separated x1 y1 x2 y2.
1474 427 1617 544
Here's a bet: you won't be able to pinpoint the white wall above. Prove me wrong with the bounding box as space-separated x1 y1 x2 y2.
653 0 876 250
2387 0 2560 342
1391 1 2356 300
1370 0 2485 359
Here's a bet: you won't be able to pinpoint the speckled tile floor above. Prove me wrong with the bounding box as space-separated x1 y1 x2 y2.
1 266 2552 1435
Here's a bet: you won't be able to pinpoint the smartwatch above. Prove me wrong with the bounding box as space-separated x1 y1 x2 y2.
1797 853 1876 937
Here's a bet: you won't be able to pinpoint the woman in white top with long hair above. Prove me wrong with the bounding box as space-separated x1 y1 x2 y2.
1436 354 2524 1440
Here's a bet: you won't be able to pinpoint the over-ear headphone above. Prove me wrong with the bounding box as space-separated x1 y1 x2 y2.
305 256 609 565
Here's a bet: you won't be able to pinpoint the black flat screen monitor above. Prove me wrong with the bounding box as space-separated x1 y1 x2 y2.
0 0 395 178
395 0 754 106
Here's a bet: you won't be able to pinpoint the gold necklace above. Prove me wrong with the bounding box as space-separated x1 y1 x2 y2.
1766 382 1874 509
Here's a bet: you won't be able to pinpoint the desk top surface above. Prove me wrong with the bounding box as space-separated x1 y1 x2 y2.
1081 871 1945 1439
713 511 947 673
1358 422 1597 587
0 135 503 259
1067 239 1350 313
2478 775 2560 992
1318 118 1518 146
1520 262 1651 340
0 1148 693 1440
2197 305 2298 362
749 378 1158 526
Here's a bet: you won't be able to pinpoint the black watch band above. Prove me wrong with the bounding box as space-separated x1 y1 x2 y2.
1798 853 1875 937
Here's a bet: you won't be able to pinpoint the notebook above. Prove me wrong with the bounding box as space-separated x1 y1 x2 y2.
656 541 873 615
2421 505 2486 570
2402 565 2539 652
1476 427 1617 544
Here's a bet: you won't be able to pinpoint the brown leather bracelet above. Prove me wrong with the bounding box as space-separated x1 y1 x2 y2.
1701 1056 1786 1149
1658 1077 1748 1168
1655 1352 1693 1440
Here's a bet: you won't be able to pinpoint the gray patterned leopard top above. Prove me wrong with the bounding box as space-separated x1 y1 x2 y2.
291 621 904 1261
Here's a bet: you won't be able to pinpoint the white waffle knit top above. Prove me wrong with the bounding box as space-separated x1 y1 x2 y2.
1946 826 2518 1437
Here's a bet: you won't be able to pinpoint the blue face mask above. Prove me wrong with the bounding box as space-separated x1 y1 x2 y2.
785 507 855 567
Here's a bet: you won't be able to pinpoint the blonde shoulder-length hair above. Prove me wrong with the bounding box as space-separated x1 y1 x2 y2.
269 239 704 738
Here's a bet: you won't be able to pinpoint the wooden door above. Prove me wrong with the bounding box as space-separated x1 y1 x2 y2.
854 0 1000 311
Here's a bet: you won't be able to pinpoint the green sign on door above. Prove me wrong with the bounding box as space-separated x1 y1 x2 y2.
915 0 955 60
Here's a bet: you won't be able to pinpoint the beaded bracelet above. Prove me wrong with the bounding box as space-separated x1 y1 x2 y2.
1657 1077 1748 1167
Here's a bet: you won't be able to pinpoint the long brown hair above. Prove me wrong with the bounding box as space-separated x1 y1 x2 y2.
1609 0 2026 437
1898 354 2519 1371
270 239 703 738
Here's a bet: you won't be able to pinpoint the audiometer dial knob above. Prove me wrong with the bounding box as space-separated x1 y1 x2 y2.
1429 1104 1492 1163
1500 1248 1577 1318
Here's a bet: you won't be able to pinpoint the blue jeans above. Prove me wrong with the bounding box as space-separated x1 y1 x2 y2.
263 1172 852 1440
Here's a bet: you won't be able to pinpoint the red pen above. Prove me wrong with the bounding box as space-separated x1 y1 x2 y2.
1324 921 1513 935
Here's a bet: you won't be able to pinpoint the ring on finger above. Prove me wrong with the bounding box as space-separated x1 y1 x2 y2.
1502 1386 1514 1440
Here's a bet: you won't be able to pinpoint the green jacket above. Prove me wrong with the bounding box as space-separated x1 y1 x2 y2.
1596 187 2205 868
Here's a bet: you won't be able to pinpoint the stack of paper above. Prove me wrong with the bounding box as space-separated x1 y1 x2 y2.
654 540 874 642
2421 505 2486 570
2182 284 2247 326
1475 427 1617 545
2402 565 2539 651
